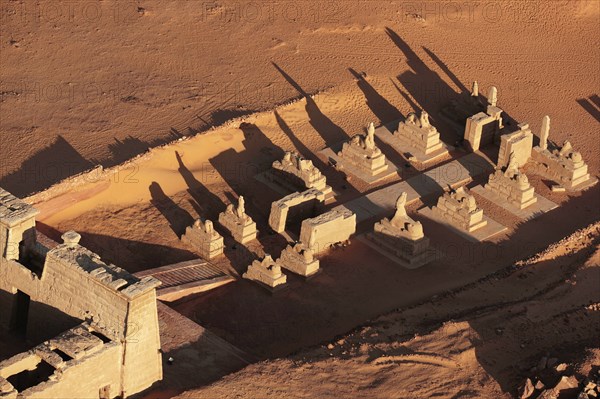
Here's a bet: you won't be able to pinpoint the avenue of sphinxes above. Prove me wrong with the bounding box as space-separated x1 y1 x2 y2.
1 2 598 399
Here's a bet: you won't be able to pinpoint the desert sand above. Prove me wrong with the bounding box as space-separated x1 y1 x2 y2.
1 0 599 398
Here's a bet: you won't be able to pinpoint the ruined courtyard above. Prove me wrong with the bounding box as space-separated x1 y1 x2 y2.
1 1 599 399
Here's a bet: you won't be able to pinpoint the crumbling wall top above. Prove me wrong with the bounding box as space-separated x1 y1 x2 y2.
304 209 354 225
47 232 161 299
0 188 39 227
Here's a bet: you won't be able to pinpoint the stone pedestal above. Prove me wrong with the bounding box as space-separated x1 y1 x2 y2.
218 197 257 244
338 137 388 177
276 243 320 277
527 115 597 191
432 187 487 233
243 255 287 289
392 111 448 160
181 219 224 259
531 143 595 191
364 193 436 268
272 152 330 192
485 169 537 210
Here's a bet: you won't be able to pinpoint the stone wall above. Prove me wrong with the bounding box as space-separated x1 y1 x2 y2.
0 188 162 398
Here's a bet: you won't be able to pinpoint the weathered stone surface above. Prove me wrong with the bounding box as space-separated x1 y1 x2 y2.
276 243 320 277
0 187 163 398
271 151 330 193
268 189 325 233
218 196 257 244
497 123 533 169
485 153 537 210
530 116 597 191
364 193 436 269
181 219 224 259
243 255 287 289
338 122 389 177
300 209 356 254
432 187 487 233
394 111 446 156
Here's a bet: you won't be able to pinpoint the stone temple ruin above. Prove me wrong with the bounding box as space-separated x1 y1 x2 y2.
530 116 597 190
0 188 162 398
262 151 332 197
181 219 224 260
363 193 436 269
276 243 320 278
339 122 388 177
418 186 508 242
463 85 504 151
242 255 287 290
218 196 258 245
472 152 558 221
299 209 356 254
391 110 450 163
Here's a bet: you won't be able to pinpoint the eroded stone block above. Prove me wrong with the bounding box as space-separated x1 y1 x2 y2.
300 209 356 254
181 219 224 259
243 255 287 289
432 187 487 233
268 189 325 233
276 243 320 277
218 196 257 244
365 193 436 268
338 122 389 177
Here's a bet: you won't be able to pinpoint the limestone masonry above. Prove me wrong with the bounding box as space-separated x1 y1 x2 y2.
365 193 436 269
484 153 538 210
392 110 449 162
276 243 320 277
0 188 162 398
299 209 356 254
242 255 287 290
464 85 504 151
181 219 224 260
270 151 332 195
218 196 258 244
338 123 389 177
530 116 597 190
268 189 325 233
432 187 487 233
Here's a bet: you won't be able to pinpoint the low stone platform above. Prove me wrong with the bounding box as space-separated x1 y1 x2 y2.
417 206 508 242
319 144 400 185
376 123 452 165
471 185 558 221
358 234 440 269
334 152 494 224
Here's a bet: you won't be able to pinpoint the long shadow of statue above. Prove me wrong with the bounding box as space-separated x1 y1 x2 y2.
175 151 225 221
209 123 285 229
273 110 369 202
272 62 347 146
576 95 600 123
348 68 404 124
386 27 459 118
149 181 194 239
